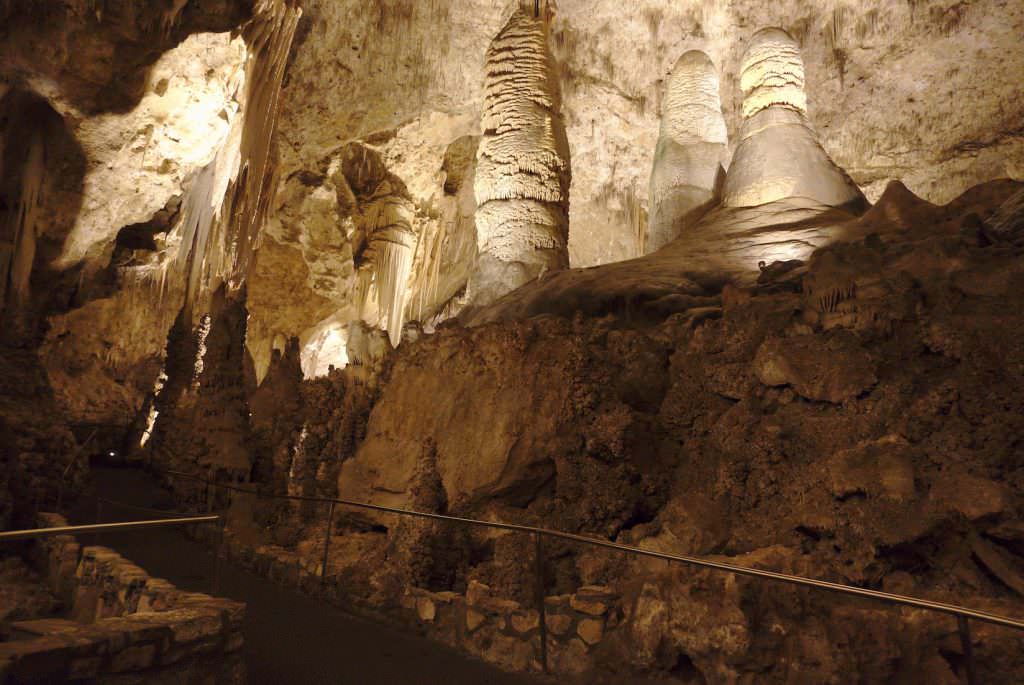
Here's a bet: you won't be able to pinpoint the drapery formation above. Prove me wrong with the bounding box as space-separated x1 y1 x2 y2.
174 0 301 323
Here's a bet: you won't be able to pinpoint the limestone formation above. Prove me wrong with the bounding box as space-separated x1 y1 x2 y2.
175 0 301 323
4 3 1024 685
645 51 728 254
471 3 571 307
335 142 419 348
722 28 865 210
0 89 84 329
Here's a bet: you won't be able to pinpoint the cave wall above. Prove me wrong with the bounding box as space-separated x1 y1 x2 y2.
6 0 1020 424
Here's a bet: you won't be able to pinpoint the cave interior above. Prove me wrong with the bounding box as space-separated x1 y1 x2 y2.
1 0 1024 683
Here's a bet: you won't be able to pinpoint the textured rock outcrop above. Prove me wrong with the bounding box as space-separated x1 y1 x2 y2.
471 3 571 307
148 288 253 508
303 179 1024 683
722 28 865 210
645 51 728 254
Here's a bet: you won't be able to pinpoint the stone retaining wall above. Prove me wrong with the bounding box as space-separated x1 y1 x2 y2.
218 531 621 676
0 513 246 684
404 581 620 675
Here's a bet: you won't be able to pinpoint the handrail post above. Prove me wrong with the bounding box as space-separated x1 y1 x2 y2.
212 515 226 595
958 615 978 685
320 501 335 588
533 532 549 674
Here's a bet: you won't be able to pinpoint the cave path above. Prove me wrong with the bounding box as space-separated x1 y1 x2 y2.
68 465 545 685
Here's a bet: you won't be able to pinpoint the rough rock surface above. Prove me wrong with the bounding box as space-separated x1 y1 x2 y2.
2 2 1024 683
250 179 1024 683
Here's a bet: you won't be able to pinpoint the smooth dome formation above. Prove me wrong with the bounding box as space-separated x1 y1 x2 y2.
645 50 729 254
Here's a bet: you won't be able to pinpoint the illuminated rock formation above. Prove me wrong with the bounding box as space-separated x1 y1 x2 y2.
175 0 301 322
143 0 301 484
645 51 728 254
335 142 418 348
722 28 865 210
471 3 571 306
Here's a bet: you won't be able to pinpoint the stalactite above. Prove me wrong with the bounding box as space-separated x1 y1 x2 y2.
174 160 222 322
5 129 44 310
228 0 301 281
337 142 419 347
354 185 417 347
170 0 301 324
471 3 570 307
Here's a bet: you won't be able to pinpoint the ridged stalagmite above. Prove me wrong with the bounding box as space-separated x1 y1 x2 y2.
471 3 571 307
723 28 864 209
646 50 728 254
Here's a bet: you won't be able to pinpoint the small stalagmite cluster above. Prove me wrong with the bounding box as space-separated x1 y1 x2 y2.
471 1 571 307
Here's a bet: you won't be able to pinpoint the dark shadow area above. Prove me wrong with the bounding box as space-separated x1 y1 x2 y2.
0 88 89 344
0 1 254 115
71 465 546 685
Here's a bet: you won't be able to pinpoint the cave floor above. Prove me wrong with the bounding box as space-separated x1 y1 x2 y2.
67 465 547 685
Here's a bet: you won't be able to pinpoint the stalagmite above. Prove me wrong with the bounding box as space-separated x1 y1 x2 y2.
722 28 865 210
646 50 728 254
471 1 570 306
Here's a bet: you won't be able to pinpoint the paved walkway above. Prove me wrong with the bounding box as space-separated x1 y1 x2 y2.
71 466 544 685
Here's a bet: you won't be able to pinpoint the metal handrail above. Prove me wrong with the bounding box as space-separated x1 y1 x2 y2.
164 468 1021 681
0 516 221 542
2 514 226 595
163 470 1024 631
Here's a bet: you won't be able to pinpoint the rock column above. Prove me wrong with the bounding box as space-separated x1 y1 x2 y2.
472 3 571 306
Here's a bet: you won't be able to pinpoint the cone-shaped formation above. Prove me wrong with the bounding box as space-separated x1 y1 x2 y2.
646 51 728 254
472 5 571 306
723 28 864 210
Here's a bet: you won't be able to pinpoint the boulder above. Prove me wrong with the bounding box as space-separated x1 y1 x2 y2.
753 332 877 403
